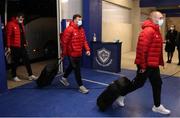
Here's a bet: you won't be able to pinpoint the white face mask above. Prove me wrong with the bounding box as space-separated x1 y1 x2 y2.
18 19 23 23
170 27 174 30
157 19 164 26
77 20 82 26
1 25 4 29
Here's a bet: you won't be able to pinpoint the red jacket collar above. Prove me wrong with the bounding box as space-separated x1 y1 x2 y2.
10 17 18 24
69 21 79 29
142 19 160 31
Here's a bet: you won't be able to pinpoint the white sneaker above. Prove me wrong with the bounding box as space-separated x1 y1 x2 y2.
13 76 22 82
152 104 171 115
79 86 89 94
115 96 125 107
28 75 38 80
60 77 70 86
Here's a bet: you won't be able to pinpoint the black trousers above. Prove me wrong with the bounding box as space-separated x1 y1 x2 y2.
178 47 180 63
166 52 174 62
11 47 33 77
63 57 83 86
122 65 162 107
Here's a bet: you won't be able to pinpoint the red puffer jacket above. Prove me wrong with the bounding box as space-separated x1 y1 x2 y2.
61 21 90 57
6 17 26 48
135 20 164 69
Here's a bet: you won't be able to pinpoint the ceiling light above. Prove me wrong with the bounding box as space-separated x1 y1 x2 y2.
61 0 69 3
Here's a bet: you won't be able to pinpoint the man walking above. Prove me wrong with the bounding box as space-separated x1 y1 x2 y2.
6 13 37 81
60 14 91 94
115 11 171 115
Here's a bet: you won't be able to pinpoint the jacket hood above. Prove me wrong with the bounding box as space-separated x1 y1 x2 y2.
69 21 79 29
142 19 159 31
10 17 18 24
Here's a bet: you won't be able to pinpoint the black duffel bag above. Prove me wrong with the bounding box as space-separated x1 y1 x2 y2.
97 77 132 111
36 60 60 88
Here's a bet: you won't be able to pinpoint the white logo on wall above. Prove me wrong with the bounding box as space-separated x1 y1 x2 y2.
96 48 113 67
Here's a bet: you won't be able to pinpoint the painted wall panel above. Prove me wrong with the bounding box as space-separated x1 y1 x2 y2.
102 1 132 53
102 1 131 24
61 0 82 19
102 22 132 53
167 17 180 32
104 0 133 9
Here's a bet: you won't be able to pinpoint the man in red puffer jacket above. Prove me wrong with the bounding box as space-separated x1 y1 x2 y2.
6 13 37 82
60 14 90 94
115 11 171 115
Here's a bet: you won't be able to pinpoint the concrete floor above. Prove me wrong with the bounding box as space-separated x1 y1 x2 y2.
7 49 180 89
7 59 55 89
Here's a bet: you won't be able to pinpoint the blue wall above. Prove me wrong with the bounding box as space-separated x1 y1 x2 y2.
82 0 102 68
159 9 180 17
140 0 180 7
0 16 7 93
140 0 180 17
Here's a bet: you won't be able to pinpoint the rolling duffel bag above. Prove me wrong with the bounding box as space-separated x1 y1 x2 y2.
97 77 132 111
36 60 61 88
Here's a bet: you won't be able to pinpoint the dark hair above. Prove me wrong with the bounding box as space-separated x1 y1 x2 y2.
16 12 24 18
73 14 82 20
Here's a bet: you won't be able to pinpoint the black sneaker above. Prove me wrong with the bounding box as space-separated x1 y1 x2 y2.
167 60 171 63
